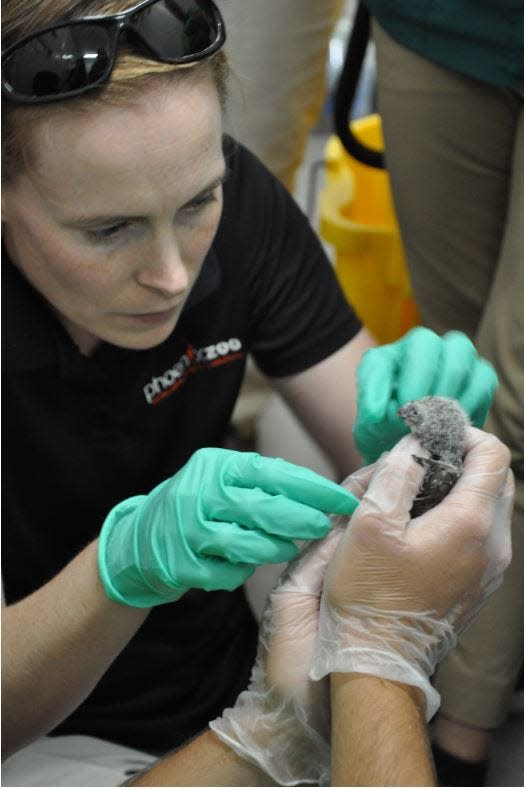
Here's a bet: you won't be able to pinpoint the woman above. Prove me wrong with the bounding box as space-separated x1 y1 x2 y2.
1 0 498 780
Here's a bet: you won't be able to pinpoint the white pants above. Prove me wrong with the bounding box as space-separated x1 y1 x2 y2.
1 736 157 787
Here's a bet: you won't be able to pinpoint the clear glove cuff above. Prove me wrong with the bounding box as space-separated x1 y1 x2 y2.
310 644 441 721
310 603 457 722
210 688 330 786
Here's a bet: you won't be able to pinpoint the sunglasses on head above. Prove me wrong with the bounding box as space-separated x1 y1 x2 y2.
2 0 226 105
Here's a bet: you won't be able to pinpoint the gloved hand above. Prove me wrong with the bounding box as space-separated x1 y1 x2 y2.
98 447 358 608
210 529 341 786
353 327 498 463
310 428 514 721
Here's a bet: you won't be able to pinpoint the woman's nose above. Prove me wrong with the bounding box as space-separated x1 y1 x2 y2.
136 238 190 296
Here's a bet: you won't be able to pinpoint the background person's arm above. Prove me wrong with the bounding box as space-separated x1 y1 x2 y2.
331 673 436 787
2 541 149 760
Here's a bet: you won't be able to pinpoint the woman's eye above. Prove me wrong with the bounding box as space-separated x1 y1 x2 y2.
85 222 129 243
184 191 218 213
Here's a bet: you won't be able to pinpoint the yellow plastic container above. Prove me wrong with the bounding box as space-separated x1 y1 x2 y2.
319 114 420 344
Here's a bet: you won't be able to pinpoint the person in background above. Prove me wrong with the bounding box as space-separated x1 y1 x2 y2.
216 0 346 447
1 0 499 784
219 0 345 193
216 7 523 782
360 2 524 783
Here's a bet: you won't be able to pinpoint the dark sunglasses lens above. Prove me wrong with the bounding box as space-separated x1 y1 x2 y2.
132 0 220 60
3 25 113 99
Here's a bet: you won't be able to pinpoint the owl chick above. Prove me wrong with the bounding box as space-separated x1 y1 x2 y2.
398 396 470 517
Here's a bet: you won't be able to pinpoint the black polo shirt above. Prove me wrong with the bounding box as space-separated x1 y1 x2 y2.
2 136 361 753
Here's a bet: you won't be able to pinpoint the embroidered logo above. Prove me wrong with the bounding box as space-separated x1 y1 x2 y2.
143 338 245 405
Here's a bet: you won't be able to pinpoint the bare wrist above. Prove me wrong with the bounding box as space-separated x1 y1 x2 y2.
331 672 427 717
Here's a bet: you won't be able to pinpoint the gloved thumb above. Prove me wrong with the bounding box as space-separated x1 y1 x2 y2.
276 461 390 598
340 460 380 503
355 434 427 535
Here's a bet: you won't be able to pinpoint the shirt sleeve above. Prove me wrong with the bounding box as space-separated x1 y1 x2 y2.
220 137 362 378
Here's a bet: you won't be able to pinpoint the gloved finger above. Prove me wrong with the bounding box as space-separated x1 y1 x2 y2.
210 485 332 539
397 327 444 404
341 459 381 499
479 467 514 586
356 343 401 421
193 519 299 564
276 527 345 596
225 453 359 515
354 435 428 532
447 427 511 495
456 358 498 428
431 331 476 398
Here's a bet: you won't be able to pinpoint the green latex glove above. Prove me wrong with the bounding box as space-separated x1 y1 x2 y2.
353 327 498 464
98 447 359 608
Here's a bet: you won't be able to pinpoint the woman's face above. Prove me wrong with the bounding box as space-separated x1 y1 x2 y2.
2 75 226 355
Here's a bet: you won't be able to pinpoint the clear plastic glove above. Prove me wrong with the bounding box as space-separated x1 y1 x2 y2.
311 428 514 721
98 447 358 608
210 529 341 786
353 327 498 463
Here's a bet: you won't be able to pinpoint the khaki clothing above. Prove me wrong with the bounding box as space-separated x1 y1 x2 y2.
373 20 524 728
217 0 345 440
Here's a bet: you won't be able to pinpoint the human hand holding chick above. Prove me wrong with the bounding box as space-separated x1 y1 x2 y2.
311 428 513 720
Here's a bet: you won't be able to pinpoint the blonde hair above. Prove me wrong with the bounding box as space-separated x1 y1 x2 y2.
2 0 229 182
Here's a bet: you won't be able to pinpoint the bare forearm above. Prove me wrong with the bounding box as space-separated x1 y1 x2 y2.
2 540 148 759
129 729 276 787
330 673 436 787
273 328 375 478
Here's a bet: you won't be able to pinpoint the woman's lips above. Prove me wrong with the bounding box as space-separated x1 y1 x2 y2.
126 306 180 325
